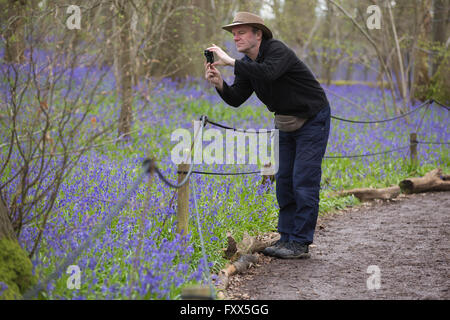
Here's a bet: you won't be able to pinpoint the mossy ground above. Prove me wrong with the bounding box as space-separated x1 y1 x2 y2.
0 237 36 299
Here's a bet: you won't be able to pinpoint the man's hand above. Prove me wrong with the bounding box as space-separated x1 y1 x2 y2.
205 62 223 92
206 44 235 67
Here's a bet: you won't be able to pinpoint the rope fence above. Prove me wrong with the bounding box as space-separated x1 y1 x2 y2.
195 99 448 174
417 141 450 145
22 98 448 300
204 117 277 133
324 145 410 159
330 99 432 124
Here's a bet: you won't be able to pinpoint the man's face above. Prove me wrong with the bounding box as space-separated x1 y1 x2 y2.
231 25 261 54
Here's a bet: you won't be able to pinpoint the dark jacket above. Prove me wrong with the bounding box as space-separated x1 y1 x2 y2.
217 38 329 119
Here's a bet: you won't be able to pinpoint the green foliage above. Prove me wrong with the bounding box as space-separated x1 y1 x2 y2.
428 52 450 104
0 238 37 300
12 79 447 299
413 41 450 104
319 194 359 214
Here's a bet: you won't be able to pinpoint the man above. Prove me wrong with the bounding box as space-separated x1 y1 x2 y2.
205 12 330 259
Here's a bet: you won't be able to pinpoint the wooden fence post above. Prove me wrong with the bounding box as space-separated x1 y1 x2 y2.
410 133 418 165
177 162 190 236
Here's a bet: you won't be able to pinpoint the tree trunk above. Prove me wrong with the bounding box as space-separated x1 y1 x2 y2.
4 0 26 64
111 4 121 95
387 1 409 110
130 6 139 88
0 195 15 241
363 64 369 81
0 193 36 299
117 0 133 140
413 0 432 101
344 63 354 81
322 2 333 85
165 1 193 79
237 0 263 13
432 0 447 75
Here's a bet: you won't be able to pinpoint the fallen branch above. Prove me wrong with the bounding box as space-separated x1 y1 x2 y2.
334 169 450 201
217 254 259 292
216 232 279 293
222 232 280 262
399 168 450 194
337 185 401 202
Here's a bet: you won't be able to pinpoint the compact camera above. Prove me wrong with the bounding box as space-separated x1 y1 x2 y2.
204 50 214 64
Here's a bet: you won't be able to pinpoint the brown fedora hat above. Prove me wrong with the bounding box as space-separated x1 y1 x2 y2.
222 12 273 39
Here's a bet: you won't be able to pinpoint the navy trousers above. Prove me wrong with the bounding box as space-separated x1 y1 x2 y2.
275 104 330 245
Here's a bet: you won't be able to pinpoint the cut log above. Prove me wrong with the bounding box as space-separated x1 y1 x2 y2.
337 185 401 202
222 232 238 260
222 232 280 262
180 285 214 300
399 168 450 194
217 232 280 292
216 254 259 291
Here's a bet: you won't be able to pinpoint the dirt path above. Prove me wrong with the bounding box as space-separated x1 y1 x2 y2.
226 192 450 300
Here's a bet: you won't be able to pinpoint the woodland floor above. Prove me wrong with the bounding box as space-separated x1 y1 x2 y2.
226 191 450 300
